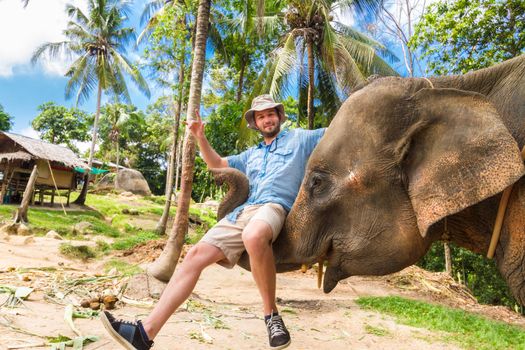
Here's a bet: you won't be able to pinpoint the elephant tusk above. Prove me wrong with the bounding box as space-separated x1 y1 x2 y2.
317 260 324 289
301 264 308 273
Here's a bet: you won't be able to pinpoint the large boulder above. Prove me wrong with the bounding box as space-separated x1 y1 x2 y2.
97 169 152 196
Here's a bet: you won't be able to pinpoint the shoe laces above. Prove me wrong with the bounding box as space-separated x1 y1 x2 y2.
267 315 286 337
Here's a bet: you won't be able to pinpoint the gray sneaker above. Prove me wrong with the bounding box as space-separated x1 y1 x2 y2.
265 314 291 349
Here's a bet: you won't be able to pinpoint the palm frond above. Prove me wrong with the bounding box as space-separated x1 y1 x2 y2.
31 41 71 65
140 0 169 26
110 49 151 98
65 4 89 27
316 58 342 121
332 21 398 62
331 40 367 90
268 34 298 100
337 35 397 76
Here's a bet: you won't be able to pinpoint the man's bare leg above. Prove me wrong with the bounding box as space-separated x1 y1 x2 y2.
141 242 225 339
242 220 278 315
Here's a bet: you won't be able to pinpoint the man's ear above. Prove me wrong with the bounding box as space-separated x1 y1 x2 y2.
400 88 524 237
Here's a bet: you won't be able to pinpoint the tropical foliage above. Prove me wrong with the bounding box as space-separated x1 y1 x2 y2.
32 102 90 152
252 0 398 131
410 0 525 74
0 104 13 132
31 0 150 204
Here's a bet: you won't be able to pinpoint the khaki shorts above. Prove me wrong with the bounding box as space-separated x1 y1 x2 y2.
200 203 287 268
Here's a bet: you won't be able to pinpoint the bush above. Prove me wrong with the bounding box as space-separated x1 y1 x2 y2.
418 242 518 308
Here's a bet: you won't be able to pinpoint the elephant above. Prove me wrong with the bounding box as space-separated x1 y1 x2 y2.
213 54 525 306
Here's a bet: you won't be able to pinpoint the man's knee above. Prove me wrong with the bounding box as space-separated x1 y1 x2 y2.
242 221 272 252
183 243 223 270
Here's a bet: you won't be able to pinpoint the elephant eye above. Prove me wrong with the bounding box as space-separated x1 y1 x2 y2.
311 175 322 187
308 172 326 196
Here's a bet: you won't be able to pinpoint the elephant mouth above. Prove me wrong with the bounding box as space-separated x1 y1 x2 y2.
300 238 345 293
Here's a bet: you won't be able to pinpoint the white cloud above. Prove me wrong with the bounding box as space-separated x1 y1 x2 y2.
0 0 88 77
18 126 40 139
73 140 92 154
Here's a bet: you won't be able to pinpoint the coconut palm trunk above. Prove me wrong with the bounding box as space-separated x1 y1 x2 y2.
75 82 103 205
236 54 246 102
148 0 211 281
306 35 315 130
156 52 186 234
115 138 119 189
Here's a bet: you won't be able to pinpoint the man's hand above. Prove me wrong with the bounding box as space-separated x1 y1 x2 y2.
186 109 205 140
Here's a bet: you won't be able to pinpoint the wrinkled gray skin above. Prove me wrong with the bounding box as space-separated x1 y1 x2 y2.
214 55 525 305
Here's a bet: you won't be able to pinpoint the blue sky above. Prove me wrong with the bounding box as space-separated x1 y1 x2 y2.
0 0 154 141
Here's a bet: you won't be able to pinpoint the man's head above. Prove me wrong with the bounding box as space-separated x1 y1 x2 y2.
244 94 287 137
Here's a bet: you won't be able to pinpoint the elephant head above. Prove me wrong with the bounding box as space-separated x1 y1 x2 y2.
212 71 525 304
281 77 524 294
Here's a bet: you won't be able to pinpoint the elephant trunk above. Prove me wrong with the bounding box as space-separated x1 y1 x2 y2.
210 168 249 220
211 168 303 273
495 177 525 306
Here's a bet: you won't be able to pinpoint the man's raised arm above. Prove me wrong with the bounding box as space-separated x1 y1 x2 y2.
186 110 228 169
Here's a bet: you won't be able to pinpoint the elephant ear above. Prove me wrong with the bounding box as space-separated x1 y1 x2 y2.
402 88 524 237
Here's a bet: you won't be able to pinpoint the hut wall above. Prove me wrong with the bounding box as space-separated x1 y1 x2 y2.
35 159 74 189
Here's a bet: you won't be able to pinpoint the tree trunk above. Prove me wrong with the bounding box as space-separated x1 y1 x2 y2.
115 138 119 189
174 127 183 191
148 0 211 281
165 151 173 197
75 82 103 205
156 52 186 235
306 35 315 130
444 242 452 276
14 165 38 223
236 55 246 102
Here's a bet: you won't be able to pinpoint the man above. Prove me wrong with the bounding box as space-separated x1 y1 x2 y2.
101 95 325 350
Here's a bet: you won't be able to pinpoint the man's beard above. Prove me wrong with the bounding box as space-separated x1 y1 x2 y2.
259 124 280 138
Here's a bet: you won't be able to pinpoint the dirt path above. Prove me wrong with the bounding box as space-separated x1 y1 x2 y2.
0 236 522 350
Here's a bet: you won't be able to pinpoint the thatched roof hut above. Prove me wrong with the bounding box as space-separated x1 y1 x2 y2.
0 131 88 205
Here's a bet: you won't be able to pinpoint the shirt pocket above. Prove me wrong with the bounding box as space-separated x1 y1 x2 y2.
271 148 293 166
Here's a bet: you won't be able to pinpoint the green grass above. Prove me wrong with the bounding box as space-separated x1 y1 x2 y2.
59 243 97 260
0 205 119 237
0 192 217 256
103 259 142 276
111 230 161 250
364 324 391 337
356 296 525 349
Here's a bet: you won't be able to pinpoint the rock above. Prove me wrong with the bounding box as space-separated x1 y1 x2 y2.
46 230 63 240
107 267 118 276
89 301 101 310
73 221 94 235
102 295 118 310
129 208 139 215
0 223 33 236
121 208 130 214
120 191 134 197
22 235 35 244
105 214 117 224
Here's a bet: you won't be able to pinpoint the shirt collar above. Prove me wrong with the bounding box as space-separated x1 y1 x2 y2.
257 129 289 149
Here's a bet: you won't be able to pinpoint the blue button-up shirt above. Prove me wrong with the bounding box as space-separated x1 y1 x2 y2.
225 128 326 222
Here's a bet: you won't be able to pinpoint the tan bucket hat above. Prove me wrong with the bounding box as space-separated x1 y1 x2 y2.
244 94 286 130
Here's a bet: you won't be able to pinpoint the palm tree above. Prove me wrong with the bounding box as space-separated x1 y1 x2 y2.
100 103 133 188
147 0 211 282
253 0 397 130
31 0 150 205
